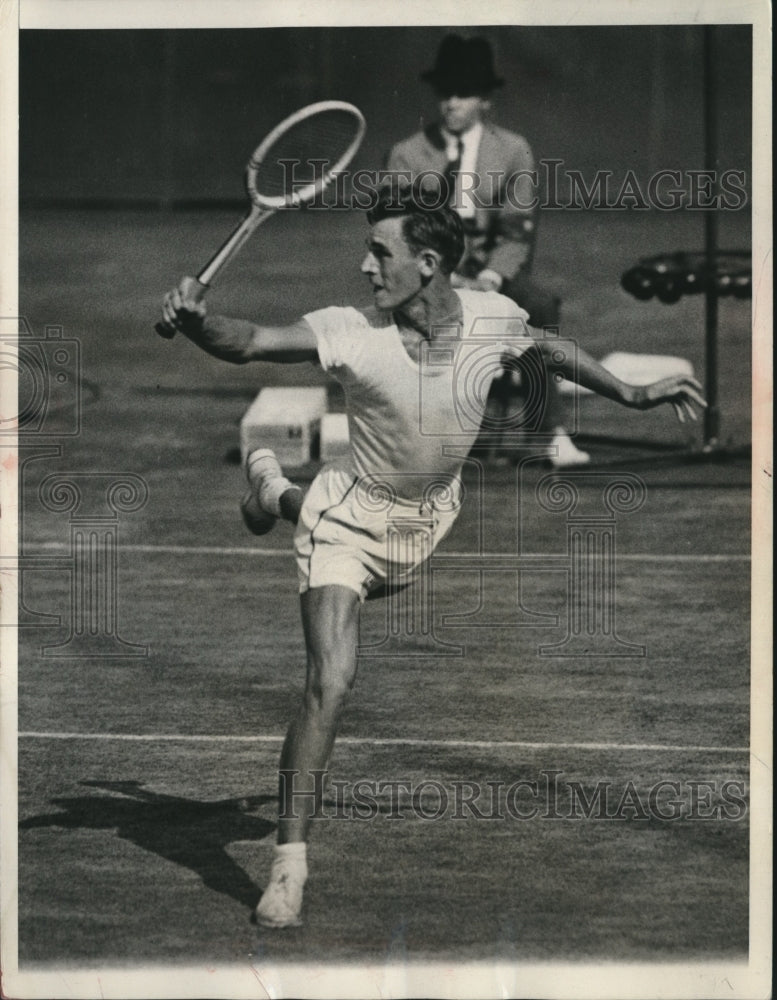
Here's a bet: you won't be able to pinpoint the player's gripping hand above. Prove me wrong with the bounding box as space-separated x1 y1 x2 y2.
633 375 708 423
158 276 208 338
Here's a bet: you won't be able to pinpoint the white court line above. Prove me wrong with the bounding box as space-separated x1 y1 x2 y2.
18 731 750 754
19 542 750 562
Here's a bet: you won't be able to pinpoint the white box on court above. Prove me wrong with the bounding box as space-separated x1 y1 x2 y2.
320 412 350 462
240 387 327 466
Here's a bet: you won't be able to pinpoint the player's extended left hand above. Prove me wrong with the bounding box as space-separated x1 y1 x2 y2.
635 375 708 423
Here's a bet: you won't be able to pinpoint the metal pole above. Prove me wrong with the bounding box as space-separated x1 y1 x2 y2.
703 26 720 449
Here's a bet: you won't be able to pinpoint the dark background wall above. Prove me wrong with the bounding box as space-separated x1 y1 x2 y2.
19 25 752 205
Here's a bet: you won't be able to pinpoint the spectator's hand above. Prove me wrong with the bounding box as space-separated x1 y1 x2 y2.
451 272 501 292
470 274 501 292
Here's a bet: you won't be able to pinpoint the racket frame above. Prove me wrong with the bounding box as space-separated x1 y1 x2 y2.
157 100 365 338
200 100 365 285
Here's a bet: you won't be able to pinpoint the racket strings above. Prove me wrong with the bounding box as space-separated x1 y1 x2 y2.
250 109 362 203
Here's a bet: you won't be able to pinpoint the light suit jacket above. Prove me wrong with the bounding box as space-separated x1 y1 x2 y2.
386 121 537 281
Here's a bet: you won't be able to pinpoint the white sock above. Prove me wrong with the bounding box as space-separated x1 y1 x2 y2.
272 842 308 879
274 842 307 861
246 449 296 517
260 477 297 518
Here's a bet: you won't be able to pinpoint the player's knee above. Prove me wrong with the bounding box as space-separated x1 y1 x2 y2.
303 679 353 719
305 661 357 716
300 585 359 714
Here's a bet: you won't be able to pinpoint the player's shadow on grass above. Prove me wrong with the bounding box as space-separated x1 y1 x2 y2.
19 780 277 910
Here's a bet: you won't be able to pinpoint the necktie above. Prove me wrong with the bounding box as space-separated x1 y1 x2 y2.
444 137 464 209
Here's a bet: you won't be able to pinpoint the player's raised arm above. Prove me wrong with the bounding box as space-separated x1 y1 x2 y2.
532 334 707 423
160 275 319 365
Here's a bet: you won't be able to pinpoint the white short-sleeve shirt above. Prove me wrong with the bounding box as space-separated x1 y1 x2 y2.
304 289 532 498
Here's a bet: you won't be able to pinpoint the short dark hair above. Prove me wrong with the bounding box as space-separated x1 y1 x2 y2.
366 177 465 275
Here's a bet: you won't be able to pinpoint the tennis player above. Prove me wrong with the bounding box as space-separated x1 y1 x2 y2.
160 179 706 928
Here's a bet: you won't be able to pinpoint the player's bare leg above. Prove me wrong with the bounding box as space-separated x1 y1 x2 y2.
254 584 360 928
241 448 304 534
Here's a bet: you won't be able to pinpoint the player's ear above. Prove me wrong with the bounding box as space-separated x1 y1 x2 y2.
418 248 442 278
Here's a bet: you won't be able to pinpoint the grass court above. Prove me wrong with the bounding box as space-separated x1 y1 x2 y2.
12 203 753 973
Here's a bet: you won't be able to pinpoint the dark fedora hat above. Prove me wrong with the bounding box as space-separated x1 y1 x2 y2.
421 34 504 95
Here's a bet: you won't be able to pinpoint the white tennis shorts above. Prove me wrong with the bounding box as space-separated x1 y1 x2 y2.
293 464 463 601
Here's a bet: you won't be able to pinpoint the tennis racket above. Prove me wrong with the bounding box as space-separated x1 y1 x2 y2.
156 100 366 338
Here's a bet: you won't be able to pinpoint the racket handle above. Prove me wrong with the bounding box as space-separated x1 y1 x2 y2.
156 210 269 339
155 277 209 340
155 321 176 339
197 207 271 286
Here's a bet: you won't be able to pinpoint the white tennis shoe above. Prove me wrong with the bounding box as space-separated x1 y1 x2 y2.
549 429 590 468
240 448 289 535
240 489 277 536
254 855 307 929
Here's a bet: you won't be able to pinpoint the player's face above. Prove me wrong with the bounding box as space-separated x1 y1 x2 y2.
361 217 425 311
437 93 490 135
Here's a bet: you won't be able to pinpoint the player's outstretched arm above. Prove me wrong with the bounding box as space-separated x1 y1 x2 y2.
536 337 707 423
160 276 319 365
628 374 708 423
